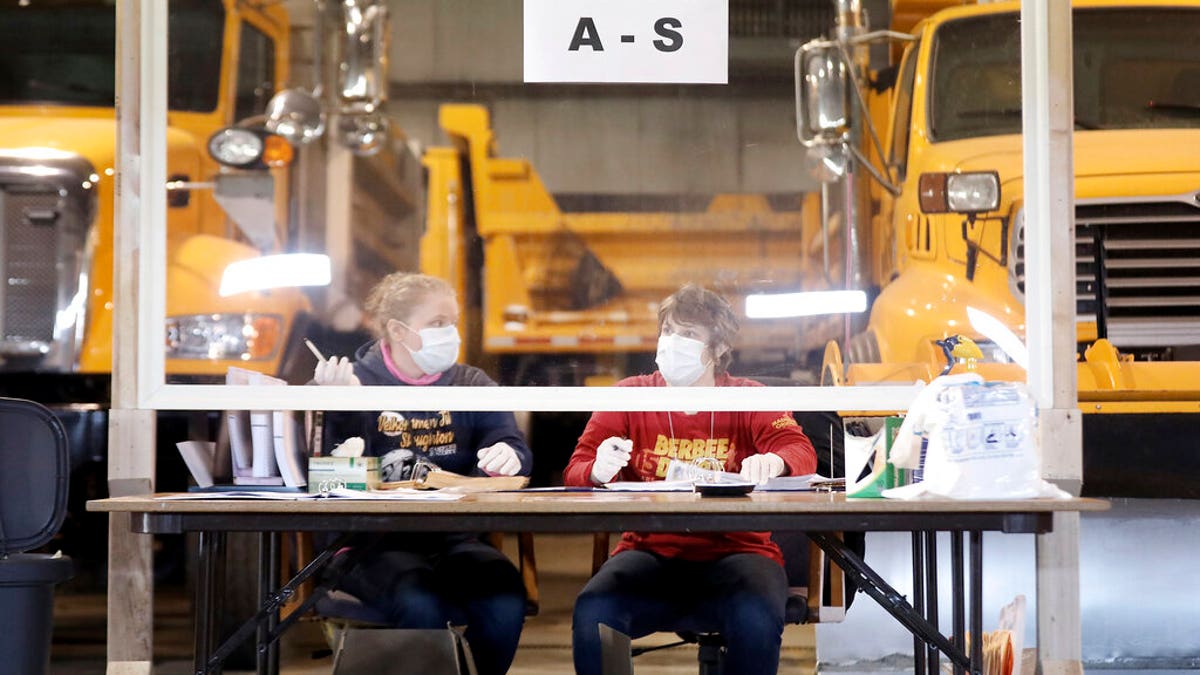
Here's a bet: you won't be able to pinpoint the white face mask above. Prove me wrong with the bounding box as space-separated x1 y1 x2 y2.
656 333 710 387
398 322 461 375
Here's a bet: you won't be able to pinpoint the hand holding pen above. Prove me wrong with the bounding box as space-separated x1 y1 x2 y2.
590 436 633 485
306 339 361 386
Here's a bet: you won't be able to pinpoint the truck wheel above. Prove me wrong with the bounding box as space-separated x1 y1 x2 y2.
821 341 844 386
846 330 881 365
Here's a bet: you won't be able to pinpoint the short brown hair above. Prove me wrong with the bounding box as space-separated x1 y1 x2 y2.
363 272 455 336
658 284 739 375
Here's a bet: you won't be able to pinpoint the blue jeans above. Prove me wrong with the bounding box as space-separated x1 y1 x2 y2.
336 538 526 675
573 550 788 675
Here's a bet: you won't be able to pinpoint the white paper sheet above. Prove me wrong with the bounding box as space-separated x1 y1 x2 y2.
272 410 308 487
756 474 832 491
156 491 318 501
324 488 465 501
603 480 694 492
175 440 216 488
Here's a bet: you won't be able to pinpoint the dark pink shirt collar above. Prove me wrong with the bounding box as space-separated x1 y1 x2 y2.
381 341 441 385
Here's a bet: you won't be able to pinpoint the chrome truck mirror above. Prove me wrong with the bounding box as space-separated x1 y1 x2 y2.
338 0 389 104
337 108 389 156
264 88 326 145
261 1 391 155
795 43 850 149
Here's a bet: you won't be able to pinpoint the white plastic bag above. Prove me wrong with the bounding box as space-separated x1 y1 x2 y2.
884 375 1067 500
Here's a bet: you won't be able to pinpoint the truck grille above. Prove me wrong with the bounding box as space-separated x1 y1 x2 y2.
0 153 94 369
1012 194 1200 348
730 1 835 39
2 189 62 346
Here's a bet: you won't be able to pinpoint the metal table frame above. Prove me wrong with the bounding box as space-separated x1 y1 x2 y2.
99 494 1091 675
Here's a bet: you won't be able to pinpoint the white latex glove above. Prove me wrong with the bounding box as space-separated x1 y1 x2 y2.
740 452 785 484
590 436 633 485
313 356 361 386
477 442 523 477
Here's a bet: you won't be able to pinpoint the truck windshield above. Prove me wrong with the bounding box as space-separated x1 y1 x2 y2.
930 8 1200 142
0 0 224 111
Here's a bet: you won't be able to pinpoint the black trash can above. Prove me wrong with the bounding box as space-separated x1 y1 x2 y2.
0 398 75 675
0 554 75 673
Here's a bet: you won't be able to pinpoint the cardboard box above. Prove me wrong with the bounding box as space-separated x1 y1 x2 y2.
307 456 380 493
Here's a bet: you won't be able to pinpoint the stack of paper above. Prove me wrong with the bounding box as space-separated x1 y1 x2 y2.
177 367 309 490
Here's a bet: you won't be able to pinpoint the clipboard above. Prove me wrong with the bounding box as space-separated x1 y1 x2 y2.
379 461 529 492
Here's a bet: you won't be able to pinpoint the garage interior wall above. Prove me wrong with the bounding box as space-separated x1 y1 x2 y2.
280 0 879 197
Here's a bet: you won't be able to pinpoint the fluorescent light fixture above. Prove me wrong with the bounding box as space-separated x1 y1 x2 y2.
0 147 79 161
219 253 332 297
966 306 1028 369
745 290 867 319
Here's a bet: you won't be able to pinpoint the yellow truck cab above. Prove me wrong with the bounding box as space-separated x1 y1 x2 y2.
799 0 1200 496
0 2 310 479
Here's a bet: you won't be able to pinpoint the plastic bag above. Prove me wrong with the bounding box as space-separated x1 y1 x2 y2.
884 375 1067 500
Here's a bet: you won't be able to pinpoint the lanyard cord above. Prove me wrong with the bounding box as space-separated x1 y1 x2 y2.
666 411 716 445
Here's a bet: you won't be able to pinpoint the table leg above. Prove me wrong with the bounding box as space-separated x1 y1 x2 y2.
925 531 939 675
204 532 359 671
811 532 969 673
194 531 215 675
912 532 926 675
256 532 281 675
970 531 983 675
951 531 966 675
268 532 281 675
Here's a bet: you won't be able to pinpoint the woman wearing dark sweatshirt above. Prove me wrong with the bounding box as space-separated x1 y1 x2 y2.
314 272 531 675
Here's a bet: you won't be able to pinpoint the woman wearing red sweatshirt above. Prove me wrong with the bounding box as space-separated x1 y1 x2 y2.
565 284 817 675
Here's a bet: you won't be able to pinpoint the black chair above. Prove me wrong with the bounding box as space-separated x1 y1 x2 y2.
312 532 539 674
314 531 540 624
0 397 75 674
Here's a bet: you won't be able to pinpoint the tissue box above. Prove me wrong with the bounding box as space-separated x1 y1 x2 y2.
307 456 380 493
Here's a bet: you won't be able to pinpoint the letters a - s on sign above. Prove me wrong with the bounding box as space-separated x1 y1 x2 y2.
524 0 728 84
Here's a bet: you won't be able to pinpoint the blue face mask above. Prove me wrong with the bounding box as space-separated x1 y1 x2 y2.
398 322 461 375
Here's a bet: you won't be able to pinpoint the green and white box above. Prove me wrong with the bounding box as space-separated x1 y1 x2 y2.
307 456 381 493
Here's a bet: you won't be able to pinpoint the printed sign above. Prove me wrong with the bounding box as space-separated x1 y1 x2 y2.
524 0 728 84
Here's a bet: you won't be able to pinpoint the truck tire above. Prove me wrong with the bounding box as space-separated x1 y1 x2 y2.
846 330 881 365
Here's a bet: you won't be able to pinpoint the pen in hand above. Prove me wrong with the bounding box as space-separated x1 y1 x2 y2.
308 339 361 385
304 338 326 361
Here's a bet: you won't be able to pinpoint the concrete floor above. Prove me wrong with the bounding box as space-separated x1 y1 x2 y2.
48 533 816 674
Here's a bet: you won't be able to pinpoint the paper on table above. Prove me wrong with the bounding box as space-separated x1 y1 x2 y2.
603 480 694 492
224 368 254 476
755 474 834 491
156 491 319 500
246 369 286 478
663 459 746 484
324 487 465 501
272 410 308 487
175 441 216 488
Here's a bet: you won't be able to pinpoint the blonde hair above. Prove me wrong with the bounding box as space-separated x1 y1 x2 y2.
658 284 739 375
363 272 455 336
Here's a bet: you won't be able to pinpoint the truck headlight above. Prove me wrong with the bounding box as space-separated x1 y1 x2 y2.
918 171 1000 214
166 313 282 361
209 127 294 169
208 128 264 167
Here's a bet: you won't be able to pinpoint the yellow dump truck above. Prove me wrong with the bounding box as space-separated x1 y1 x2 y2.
420 103 828 386
795 0 1200 496
0 0 326 524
